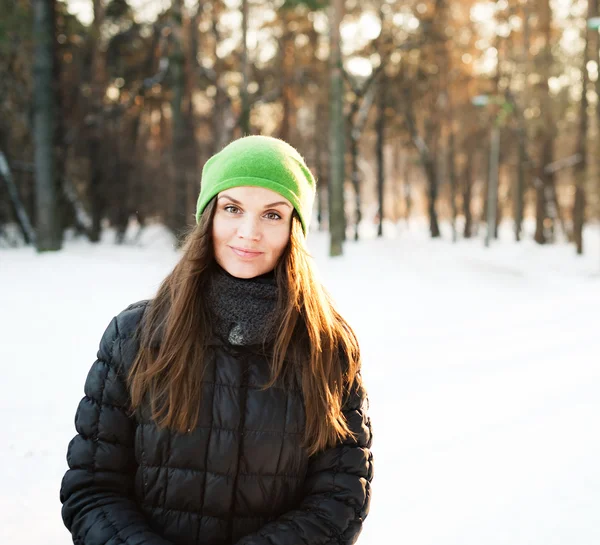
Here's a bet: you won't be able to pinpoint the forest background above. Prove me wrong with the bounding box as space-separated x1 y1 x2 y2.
2 0 600 257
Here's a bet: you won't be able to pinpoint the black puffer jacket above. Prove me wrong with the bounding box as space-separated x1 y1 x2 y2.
60 301 373 545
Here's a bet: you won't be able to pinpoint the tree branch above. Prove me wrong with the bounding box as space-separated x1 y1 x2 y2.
0 150 36 244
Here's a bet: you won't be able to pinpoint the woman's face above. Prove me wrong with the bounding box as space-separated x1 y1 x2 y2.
212 186 293 278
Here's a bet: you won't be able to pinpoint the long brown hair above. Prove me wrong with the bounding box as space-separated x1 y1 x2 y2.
129 198 361 456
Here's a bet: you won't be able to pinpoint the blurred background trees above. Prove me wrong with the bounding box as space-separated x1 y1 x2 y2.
1 0 599 256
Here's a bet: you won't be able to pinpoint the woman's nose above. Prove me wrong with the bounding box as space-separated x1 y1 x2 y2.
237 215 261 240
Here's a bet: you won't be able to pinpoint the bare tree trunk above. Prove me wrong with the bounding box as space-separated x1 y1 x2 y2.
376 80 385 238
447 129 457 242
53 8 70 236
329 0 345 256
0 151 36 243
534 0 555 244
515 125 526 241
62 176 93 236
33 0 61 250
485 125 500 247
425 118 441 238
401 153 413 224
427 164 441 237
209 8 235 151
593 0 600 257
88 139 103 242
279 19 296 143
345 69 380 241
239 0 250 135
110 118 129 244
392 141 402 223
463 153 473 238
514 2 530 242
573 0 592 254
349 130 360 241
188 2 201 78
492 31 503 242
87 0 106 243
315 102 326 231
404 100 440 237
170 0 187 240
184 3 201 227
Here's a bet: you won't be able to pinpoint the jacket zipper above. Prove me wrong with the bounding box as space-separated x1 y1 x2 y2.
228 352 249 541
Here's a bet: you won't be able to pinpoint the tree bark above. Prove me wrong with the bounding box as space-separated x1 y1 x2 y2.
463 153 473 239
376 80 385 238
404 102 440 237
404 162 412 225
315 102 326 231
329 0 345 256
209 9 235 151
0 151 36 244
515 125 526 242
170 0 188 240
345 66 381 241
534 0 555 245
88 139 103 242
33 0 61 251
53 6 70 236
349 129 361 241
239 0 251 135
514 2 530 242
592 0 600 256
485 125 500 247
87 0 106 243
573 0 592 255
448 129 457 242
279 18 296 143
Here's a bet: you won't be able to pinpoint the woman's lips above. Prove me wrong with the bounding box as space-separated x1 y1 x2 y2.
230 246 263 259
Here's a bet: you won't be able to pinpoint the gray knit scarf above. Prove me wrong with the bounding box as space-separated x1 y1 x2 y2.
206 266 279 346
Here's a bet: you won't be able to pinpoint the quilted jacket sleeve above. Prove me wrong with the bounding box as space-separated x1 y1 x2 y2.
60 313 172 545
236 376 374 545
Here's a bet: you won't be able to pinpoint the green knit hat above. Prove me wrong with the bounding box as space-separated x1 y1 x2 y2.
195 135 316 234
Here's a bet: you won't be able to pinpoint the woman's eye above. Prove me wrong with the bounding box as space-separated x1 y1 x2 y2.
224 205 240 214
265 212 282 220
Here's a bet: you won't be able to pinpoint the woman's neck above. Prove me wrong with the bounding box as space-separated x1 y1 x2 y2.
207 264 278 346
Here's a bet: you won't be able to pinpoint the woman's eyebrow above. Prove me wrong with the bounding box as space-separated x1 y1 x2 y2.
217 194 290 209
217 194 241 204
264 201 292 209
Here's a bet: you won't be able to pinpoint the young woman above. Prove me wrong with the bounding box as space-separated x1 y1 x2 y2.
60 135 373 545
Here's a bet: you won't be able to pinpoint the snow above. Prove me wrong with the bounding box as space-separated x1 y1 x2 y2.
1 220 599 545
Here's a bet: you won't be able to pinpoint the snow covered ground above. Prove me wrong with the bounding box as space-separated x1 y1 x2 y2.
1 220 599 545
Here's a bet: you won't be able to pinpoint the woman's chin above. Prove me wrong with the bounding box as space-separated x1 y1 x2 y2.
220 260 268 279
